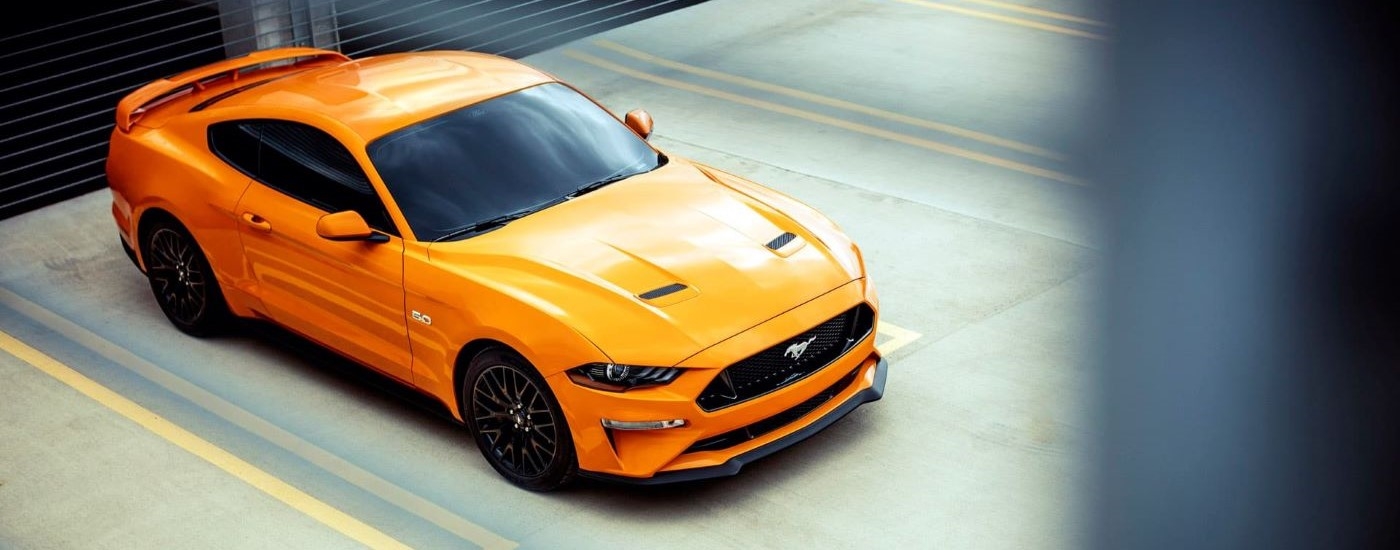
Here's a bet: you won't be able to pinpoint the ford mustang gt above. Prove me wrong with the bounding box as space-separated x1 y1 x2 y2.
106 47 886 490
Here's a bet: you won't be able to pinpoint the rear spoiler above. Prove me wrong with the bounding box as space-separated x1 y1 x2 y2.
114 47 350 132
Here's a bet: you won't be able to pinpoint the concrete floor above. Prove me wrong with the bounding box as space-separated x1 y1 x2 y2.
0 0 1103 548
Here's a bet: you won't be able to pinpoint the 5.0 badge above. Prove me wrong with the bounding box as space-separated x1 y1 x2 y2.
411 310 432 325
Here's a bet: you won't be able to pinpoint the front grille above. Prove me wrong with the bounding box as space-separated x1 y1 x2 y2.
696 303 875 411
686 367 861 453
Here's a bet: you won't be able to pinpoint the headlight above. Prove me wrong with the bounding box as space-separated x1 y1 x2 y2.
567 363 682 392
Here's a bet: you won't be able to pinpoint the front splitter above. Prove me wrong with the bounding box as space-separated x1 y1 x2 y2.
579 356 888 486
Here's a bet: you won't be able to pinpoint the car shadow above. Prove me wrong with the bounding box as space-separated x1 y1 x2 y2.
217 314 877 508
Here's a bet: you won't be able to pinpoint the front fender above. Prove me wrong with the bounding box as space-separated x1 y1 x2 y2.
402 250 612 420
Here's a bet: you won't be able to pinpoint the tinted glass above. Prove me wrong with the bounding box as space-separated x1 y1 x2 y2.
254 121 396 235
208 121 260 176
367 83 661 241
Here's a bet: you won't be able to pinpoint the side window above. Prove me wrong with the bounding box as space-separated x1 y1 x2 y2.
208 121 260 177
252 121 398 236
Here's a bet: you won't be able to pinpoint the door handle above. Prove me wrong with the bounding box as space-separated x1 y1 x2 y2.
240 212 272 233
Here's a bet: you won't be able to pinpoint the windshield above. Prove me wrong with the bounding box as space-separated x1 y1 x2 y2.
367 83 663 242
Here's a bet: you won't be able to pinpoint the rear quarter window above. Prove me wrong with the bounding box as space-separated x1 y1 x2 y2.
206 119 397 236
207 121 260 177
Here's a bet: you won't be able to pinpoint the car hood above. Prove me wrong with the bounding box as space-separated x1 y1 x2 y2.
426 158 861 367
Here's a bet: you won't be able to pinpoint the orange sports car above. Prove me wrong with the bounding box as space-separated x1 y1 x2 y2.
106 47 885 490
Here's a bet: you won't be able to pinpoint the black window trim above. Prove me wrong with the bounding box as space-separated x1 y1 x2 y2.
206 118 401 237
207 120 260 180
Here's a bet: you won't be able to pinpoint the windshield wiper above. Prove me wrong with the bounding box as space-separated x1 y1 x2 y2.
432 196 570 243
432 213 524 243
433 161 658 243
568 152 668 200
568 170 637 199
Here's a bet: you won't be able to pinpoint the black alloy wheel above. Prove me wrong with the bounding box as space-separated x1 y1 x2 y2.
142 220 231 336
464 348 577 491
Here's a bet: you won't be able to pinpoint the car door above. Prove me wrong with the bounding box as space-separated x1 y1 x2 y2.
227 120 412 382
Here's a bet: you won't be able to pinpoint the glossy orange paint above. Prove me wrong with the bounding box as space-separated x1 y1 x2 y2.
107 48 880 480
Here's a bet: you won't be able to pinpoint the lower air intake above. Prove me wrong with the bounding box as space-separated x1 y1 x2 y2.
686 367 861 453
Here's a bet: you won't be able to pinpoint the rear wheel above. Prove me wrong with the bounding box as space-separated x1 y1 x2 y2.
141 220 231 336
462 348 577 491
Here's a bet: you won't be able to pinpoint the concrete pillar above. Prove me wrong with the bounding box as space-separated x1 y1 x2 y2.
217 0 340 58
305 0 341 50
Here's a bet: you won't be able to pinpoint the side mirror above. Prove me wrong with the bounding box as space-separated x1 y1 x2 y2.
624 108 653 139
316 211 387 243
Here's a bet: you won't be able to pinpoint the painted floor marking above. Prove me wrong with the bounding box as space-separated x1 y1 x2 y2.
563 50 1086 186
0 329 414 550
958 0 1109 27
0 286 517 550
877 321 924 355
894 0 1108 41
593 39 1065 161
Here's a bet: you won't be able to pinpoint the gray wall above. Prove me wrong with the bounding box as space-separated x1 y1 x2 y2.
0 0 708 220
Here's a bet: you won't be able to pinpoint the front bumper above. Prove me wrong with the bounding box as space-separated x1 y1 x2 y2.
578 355 887 485
549 278 881 482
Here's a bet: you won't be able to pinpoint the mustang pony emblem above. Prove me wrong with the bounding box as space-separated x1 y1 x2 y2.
785 335 819 360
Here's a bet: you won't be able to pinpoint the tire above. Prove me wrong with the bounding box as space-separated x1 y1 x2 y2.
461 348 577 491
141 219 232 337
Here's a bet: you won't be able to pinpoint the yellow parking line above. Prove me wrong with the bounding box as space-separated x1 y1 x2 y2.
958 0 1109 27
894 0 1108 41
0 330 413 550
564 50 1086 186
877 321 924 356
0 286 517 550
593 39 1064 161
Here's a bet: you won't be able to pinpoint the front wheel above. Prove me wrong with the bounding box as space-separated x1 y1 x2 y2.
462 348 577 491
142 220 232 336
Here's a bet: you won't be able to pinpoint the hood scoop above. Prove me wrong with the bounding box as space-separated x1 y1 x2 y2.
636 282 699 307
639 283 687 300
764 231 805 257
765 232 797 250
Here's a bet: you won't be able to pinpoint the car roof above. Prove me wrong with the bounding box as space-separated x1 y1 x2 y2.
211 50 555 141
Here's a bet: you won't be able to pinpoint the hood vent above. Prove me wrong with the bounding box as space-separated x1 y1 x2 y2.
765 232 797 250
639 283 688 300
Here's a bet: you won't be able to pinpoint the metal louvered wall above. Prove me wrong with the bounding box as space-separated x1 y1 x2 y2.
0 0 706 220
